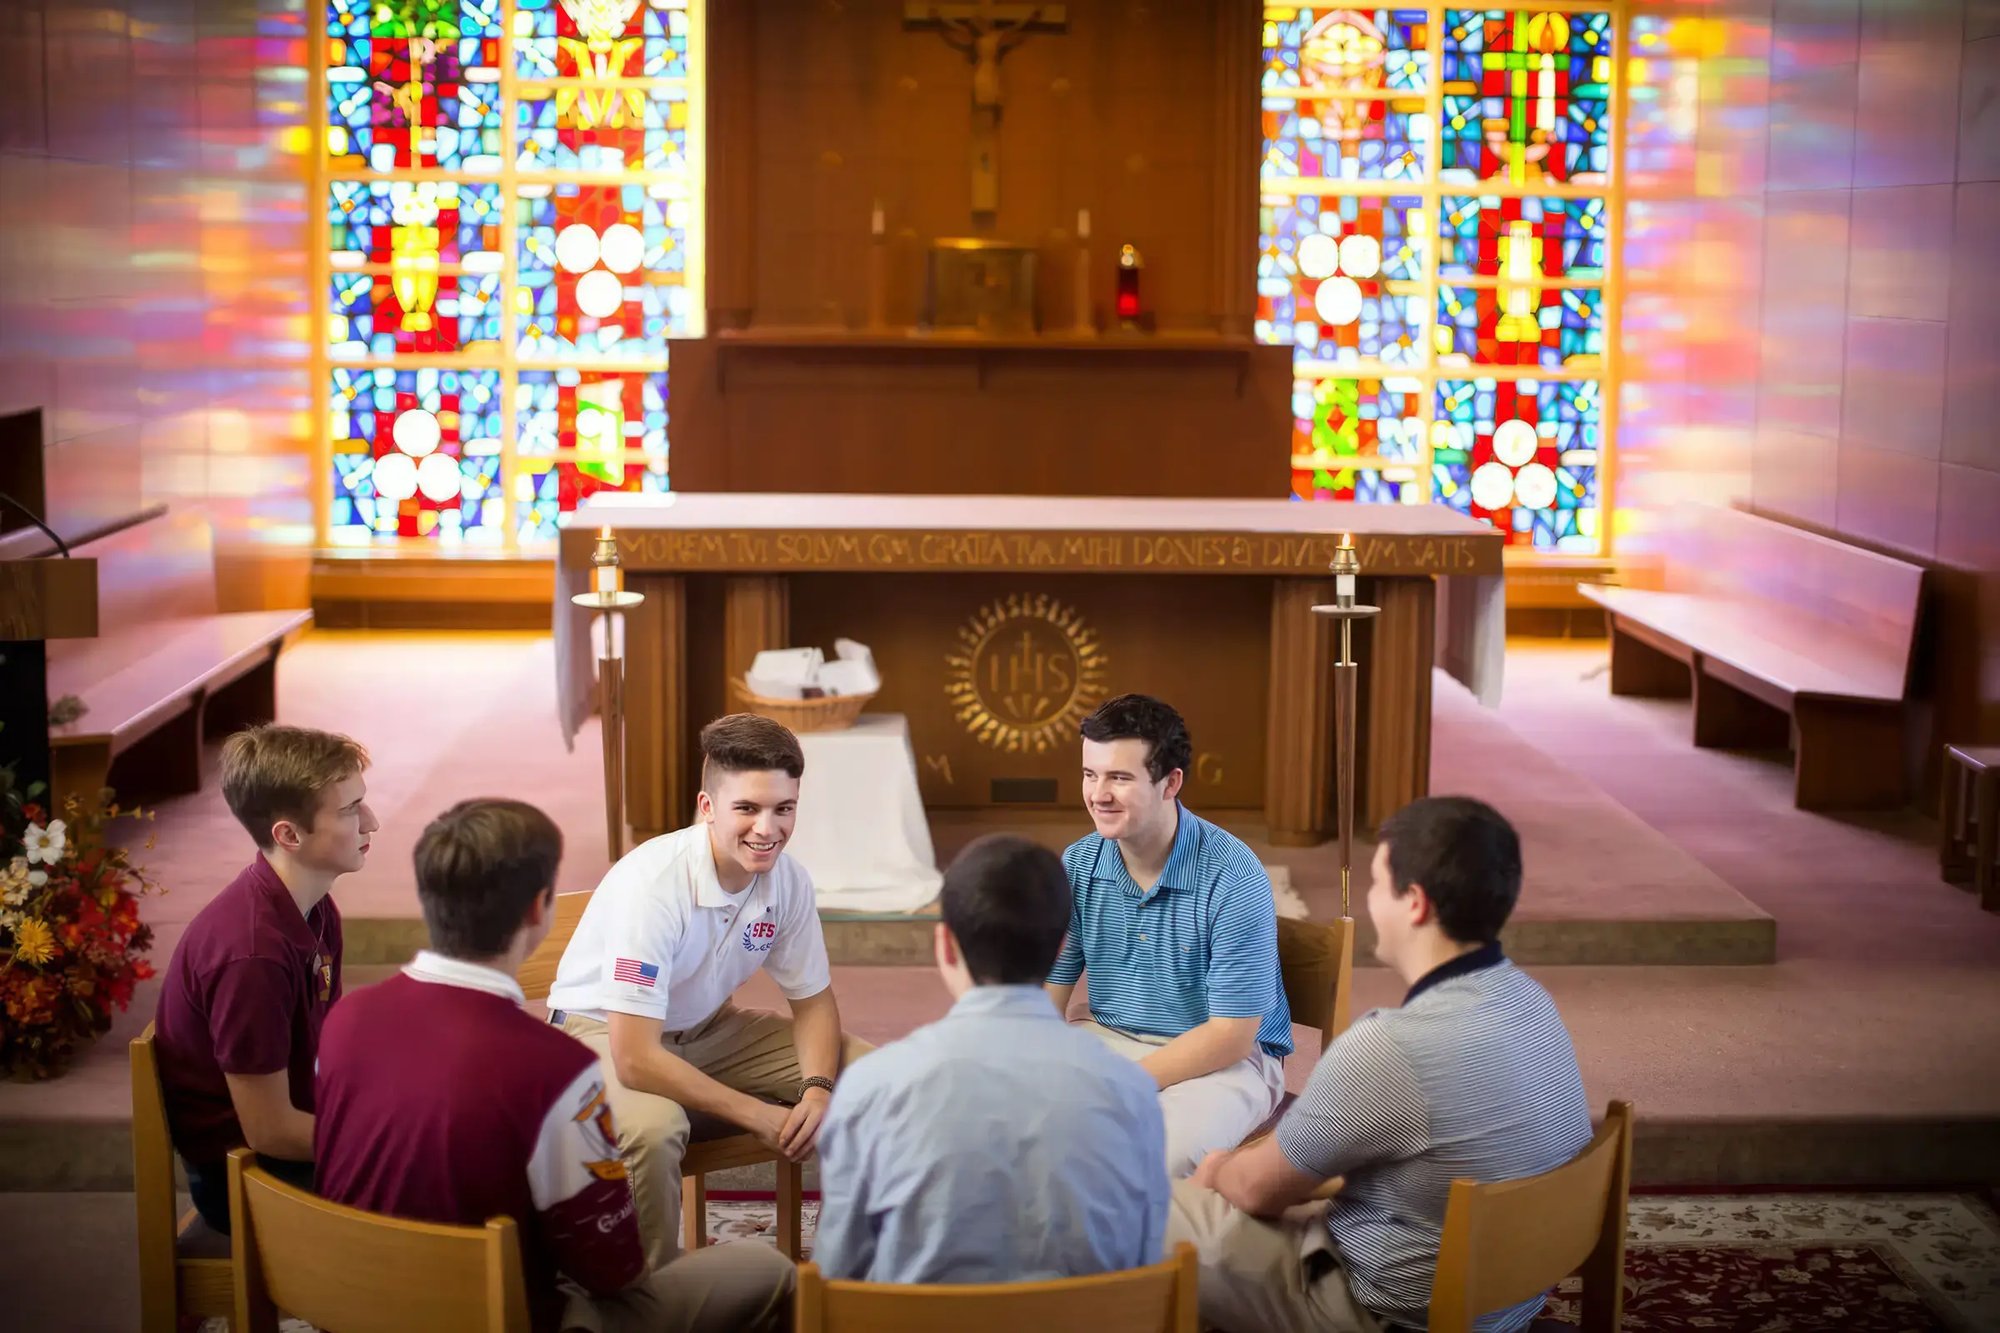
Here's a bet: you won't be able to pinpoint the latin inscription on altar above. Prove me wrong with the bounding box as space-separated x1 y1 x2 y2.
620 530 1493 574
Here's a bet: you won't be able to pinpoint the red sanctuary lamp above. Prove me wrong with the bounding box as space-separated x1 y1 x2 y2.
1116 242 1144 329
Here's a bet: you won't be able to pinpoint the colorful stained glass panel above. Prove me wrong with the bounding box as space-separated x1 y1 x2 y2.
516 85 691 173
1436 283 1602 368
1258 194 1426 364
326 0 504 173
517 184 692 358
329 368 504 541
1289 375 1425 500
513 0 692 80
1438 194 1607 279
1440 9 1611 185
328 181 503 269
1263 8 1432 95
1432 376 1600 551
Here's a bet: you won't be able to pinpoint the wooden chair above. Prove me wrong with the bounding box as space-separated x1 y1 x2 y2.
1278 913 1355 1055
227 1146 531 1333
130 1020 233 1333
795 1241 1200 1333
519 890 806 1259
1428 1100 1633 1333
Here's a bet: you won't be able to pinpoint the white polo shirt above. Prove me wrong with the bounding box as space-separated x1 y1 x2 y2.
546 822 832 1031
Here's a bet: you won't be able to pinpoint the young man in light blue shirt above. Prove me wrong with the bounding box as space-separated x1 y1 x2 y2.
1047 694 1293 1179
815 834 1169 1284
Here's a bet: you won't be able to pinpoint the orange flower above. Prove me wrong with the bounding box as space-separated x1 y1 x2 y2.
11 917 58 966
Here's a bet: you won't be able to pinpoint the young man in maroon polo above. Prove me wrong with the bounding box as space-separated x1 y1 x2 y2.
153 724 376 1232
316 799 793 1333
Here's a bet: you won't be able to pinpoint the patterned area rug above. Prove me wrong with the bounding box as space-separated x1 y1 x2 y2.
704 1193 2000 1331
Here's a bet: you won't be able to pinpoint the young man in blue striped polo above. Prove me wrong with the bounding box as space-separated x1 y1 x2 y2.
1045 693 1293 1179
1167 796 1592 1333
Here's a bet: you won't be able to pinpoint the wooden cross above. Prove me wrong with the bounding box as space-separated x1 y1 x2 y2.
905 2 1069 224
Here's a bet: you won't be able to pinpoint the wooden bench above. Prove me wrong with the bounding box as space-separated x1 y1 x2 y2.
1579 506 1926 811
43 508 312 811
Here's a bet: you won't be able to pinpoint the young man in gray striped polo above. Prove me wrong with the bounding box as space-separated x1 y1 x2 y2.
1169 796 1591 1333
1045 694 1294 1179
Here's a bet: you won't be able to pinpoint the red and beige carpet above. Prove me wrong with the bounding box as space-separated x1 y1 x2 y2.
701 1192 2000 1332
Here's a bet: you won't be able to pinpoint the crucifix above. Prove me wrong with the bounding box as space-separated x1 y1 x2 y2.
904 1 1068 226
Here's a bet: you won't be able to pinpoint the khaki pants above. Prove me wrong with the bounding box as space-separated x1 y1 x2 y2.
1165 1178 1382 1333
562 1006 870 1270
558 1240 794 1333
1084 1021 1287 1179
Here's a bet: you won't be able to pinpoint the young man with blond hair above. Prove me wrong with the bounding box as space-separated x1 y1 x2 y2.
316 799 792 1333
154 723 378 1232
547 713 867 1268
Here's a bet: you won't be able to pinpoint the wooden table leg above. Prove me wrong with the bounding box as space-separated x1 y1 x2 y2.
1976 775 1999 912
624 575 687 839
723 577 790 691
1941 756 1969 882
1265 577 1334 847
1363 577 1435 829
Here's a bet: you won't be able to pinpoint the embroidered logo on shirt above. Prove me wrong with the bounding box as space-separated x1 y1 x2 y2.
741 919 776 954
312 953 332 1002
612 957 659 987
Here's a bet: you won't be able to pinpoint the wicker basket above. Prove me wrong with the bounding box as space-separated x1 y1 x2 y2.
728 678 875 733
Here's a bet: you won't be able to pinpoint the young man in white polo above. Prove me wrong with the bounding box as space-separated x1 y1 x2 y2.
547 713 866 1269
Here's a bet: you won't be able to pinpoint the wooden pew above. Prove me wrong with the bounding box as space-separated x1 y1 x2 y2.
43 508 312 811
1579 506 1925 811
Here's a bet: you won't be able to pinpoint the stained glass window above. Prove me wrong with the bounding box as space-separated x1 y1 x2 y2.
1261 4 1617 552
318 0 701 545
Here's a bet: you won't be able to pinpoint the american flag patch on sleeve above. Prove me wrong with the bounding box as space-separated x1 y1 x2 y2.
613 958 659 988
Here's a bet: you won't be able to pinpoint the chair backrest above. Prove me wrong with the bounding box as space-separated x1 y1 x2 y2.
796 1242 1199 1333
1276 915 1354 1052
517 891 593 1002
130 1022 186 1328
1428 1100 1633 1333
227 1148 532 1333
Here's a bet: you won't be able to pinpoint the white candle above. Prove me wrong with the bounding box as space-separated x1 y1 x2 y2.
1077 208 1090 240
594 526 618 595
871 201 885 237
1337 571 1355 600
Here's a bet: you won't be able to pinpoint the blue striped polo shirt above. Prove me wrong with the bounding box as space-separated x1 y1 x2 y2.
1050 806 1293 1059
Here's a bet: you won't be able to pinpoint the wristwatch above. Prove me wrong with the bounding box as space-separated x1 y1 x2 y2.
800 1075 836 1098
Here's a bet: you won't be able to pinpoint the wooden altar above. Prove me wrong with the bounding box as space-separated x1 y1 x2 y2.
557 494 1504 847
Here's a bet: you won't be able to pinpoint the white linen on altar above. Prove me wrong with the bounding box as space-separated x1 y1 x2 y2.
785 713 942 914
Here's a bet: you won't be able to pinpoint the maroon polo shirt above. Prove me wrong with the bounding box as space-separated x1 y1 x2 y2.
153 855 342 1166
316 966 644 1333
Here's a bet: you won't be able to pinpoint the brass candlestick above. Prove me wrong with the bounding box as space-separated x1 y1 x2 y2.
572 526 645 860
1312 533 1380 916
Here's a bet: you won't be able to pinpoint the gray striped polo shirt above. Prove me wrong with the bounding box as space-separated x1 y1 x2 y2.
1276 947 1591 1332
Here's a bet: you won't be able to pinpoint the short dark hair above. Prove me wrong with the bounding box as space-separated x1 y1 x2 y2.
1078 693 1191 784
700 713 805 790
412 799 563 959
1377 796 1522 944
940 834 1073 986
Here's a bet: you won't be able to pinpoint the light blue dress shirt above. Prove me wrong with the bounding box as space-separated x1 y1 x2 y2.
814 984 1170 1284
